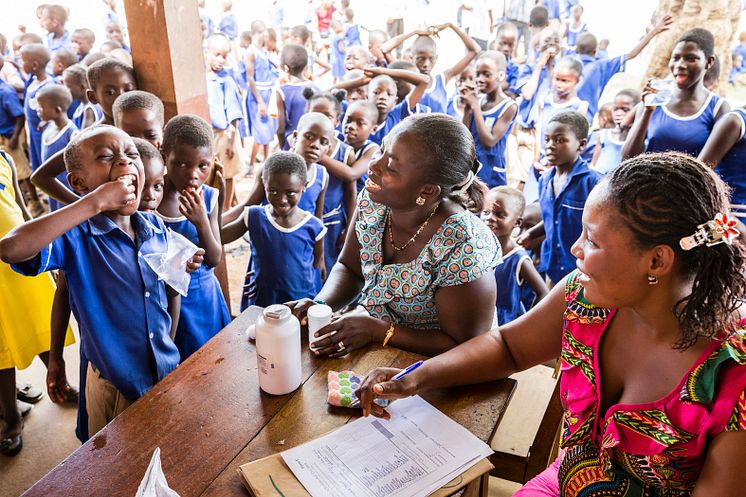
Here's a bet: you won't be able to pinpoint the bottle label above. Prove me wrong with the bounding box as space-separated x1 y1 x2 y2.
258 352 269 375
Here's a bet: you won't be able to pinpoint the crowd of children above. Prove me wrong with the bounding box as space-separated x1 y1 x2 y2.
1 0 746 459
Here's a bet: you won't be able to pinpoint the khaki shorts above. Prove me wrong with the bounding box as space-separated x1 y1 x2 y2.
0 133 31 180
214 127 243 179
513 125 537 185
86 362 133 437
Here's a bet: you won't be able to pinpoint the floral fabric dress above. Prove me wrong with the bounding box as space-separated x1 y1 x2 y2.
518 270 746 496
355 189 502 329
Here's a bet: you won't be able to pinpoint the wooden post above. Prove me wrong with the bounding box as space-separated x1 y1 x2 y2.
123 0 232 310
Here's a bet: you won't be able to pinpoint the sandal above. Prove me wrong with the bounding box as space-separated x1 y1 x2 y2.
17 383 44 404
0 434 22 456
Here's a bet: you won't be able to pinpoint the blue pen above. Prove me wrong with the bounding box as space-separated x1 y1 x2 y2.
351 361 424 408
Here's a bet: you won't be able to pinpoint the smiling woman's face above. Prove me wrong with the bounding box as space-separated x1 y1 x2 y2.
365 129 429 209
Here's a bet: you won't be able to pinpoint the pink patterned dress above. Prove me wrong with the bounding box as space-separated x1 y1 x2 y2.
518 270 746 496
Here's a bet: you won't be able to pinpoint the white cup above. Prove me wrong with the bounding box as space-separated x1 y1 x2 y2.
307 304 332 348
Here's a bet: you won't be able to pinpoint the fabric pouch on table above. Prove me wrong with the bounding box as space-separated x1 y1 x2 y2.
327 370 388 408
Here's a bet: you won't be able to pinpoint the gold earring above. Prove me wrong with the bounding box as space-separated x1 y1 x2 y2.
415 196 426 206
647 274 658 285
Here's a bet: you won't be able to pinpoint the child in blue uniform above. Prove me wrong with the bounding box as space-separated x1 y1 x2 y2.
221 152 326 307
306 90 358 272
20 43 53 173
383 22 479 114
156 115 231 361
590 89 639 174
112 90 165 149
341 101 378 192
462 51 517 188
623 28 729 160
62 64 102 130
518 112 600 286
699 106 746 219
37 85 78 212
276 44 318 150
330 20 346 84
245 20 279 167
343 8 361 47
482 187 548 325
563 4 586 52
446 65 475 120
493 23 520 96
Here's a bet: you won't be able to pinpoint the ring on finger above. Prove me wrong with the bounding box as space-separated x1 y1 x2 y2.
338 341 345 350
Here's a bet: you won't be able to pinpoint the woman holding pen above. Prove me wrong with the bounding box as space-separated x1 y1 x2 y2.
358 153 746 496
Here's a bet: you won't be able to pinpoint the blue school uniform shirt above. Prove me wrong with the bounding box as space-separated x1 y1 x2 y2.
594 128 625 175
565 22 587 51
538 158 600 282
446 96 463 120
733 44 746 73
645 92 724 157
219 13 238 39
345 23 362 46
331 33 346 79
12 212 180 400
207 69 243 131
506 59 520 94
24 76 54 171
576 53 626 119
159 186 231 359
41 121 78 212
46 30 72 53
495 247 533 325
0 80 23 138
715 109 746 218
370 99 412 145
516 63 552 128
245 205 327 307
470 97 517 188
278 81 319 150
420 73 448 114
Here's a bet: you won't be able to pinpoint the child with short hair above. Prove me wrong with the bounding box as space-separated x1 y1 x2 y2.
343 8 361 47
37 84 78 212
50 48 76 78
591 89 640 174
462 51 517 188
70 28 95 61
112 90 165 148
329 20 347 85
205 33 243 211
1 125 183 439
341 101 379 192
218 0 238 40
367 29 391 67
383 22 479 113
86 57 137 125
494 22 520 95
563 4 586 52
482 186 548 324
40 4 71 54
157 115 231 360
276 44 318 150
337 68 368 103
221 152 326 307
105 21 130 53
20 43 53 173
517 111 600 286
445 65 475 120
245 20 279 168
537 56 590 149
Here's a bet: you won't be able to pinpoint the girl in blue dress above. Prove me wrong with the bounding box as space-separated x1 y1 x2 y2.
329 20 346 84
157 115 231 360
221 152 326 308
622 28 729 160
590 89 639 175
461 51 517 188
245 21 279 167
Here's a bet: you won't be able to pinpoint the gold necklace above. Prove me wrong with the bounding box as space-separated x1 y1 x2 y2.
386 205 439 252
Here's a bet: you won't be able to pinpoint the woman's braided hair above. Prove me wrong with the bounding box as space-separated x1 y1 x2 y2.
606 152 746 349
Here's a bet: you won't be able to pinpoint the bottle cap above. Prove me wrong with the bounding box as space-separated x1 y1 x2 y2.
264 304 291 321
307 304 332 319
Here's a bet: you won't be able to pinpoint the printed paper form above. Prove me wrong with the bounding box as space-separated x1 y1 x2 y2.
281 395 494 497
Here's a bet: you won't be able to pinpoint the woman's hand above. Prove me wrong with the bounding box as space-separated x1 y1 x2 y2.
311 313 386 357
286 297 316 326
355 367 419 418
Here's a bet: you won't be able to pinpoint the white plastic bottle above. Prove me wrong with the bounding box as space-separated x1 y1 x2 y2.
255 304 302 395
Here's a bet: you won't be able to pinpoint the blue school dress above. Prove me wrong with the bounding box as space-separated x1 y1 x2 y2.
345 22 361 46
645 92 724 158
41 121 78 211
470 97 517 188
594 128 625 175
495 247 533 325
158 186 231 360
506 59 520 94
278 81 319 150
24 76 54 171
245 205 326 307
446 96 463 120
420 73 448 114
565 22 587 50
370 100 413 145
352 139 377 193
331 33 346 79
715 108 746 219
246 47 279 145
515 63 552 130
71 102 104 130
323 140 354 271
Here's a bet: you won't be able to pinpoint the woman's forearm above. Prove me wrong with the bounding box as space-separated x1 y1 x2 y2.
316 261 364 310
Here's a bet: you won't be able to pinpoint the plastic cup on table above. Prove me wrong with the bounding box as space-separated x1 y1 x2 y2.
307 304 332 349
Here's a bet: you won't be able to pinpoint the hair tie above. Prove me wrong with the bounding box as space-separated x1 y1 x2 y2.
679 212 740 250
454 170 475 195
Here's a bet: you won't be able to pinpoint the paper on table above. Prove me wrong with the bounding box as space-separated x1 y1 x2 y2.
281 395 494 497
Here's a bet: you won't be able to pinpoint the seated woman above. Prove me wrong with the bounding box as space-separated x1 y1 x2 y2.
289 113 502 357
358 152 746 496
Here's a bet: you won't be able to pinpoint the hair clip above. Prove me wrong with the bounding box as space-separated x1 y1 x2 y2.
679 212 740 251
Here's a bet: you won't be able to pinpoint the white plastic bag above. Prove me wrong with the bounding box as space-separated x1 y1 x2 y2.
134 447 181 497
143 229 199 297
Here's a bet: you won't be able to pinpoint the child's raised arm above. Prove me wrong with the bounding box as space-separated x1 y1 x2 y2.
30 149 80 206
178 188 223 267
626 14 674 61
332 74 370 92
220 212 248 244
380 28 431 56
442 23 480 84
222 174 265 225
365 66 430 110
463 93 517 148
520 49 553 100
320 144 374 182
0 178 135 263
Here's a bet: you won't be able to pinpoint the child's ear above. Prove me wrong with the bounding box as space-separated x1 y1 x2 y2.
515 217 523 229
86 89 99 105
577 137 588 152
67 171 87 194
498 70 507 82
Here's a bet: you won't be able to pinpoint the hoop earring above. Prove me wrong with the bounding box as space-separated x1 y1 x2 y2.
647 274 658 285
415 196 426 206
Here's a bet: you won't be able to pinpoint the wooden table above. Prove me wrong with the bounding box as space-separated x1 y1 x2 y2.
23 310 515 497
